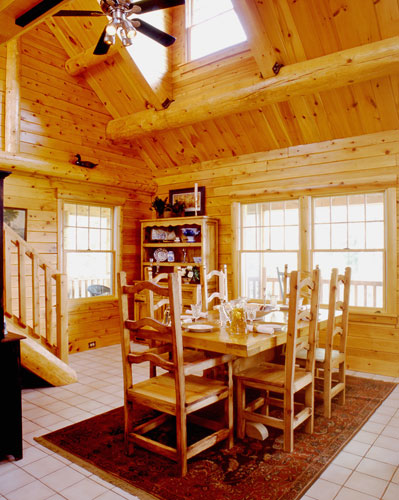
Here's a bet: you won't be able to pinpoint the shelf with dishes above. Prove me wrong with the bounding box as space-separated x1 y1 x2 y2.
143 243 202 248
140 216 218 281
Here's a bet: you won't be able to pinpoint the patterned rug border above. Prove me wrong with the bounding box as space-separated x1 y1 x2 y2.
34 376 397 500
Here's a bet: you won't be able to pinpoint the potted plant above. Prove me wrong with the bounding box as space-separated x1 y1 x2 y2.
150 196 168 218
169 199 186 217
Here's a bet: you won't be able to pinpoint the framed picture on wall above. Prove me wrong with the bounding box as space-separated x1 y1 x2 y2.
4 207 27 240
169 186 206 216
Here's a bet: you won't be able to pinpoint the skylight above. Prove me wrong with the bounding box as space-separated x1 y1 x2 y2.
187 0 247 61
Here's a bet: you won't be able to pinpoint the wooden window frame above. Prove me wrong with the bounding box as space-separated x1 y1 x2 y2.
232 187 397 315
59 200 121 302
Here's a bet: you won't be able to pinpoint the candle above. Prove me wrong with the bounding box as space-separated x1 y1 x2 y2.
194 183 198 215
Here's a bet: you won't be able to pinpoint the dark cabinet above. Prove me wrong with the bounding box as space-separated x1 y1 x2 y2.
0 333 24 460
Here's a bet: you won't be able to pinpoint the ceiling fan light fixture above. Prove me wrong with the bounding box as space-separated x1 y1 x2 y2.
105 22 117 36
103 31 115 45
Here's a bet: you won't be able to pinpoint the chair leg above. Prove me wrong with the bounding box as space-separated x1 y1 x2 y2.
226 363 234 449
283 394 294 453
176 412 188 477
236 379 246 439
124 400 134 456
323 362 332 419
304 382 314 434
337 361 346 405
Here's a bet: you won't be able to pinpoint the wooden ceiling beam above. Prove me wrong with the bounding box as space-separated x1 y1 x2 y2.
65 44 121 77
231 0 280 78
0 152 157 193
107 36 399 142
0 0 73 45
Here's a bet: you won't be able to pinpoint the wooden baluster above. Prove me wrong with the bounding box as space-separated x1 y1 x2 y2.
56 274 68 363
31 252 40 338
17 239 26 327
44 264 53 345
3 228 13 317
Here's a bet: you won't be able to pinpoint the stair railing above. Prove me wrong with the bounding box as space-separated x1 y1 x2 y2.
3 224 68 362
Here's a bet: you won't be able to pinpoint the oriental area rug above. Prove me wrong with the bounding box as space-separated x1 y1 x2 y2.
36 376 396 500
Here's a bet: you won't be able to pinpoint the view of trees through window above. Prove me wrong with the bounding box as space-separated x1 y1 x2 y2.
238 193 385 308
63 203 114 299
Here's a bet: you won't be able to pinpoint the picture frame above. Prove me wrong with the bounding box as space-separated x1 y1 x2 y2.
169 186 206 216
4 207 27 240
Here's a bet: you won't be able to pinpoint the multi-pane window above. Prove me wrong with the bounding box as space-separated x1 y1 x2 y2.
239 201 299 300
186 0 246 61
237 191 388 310
312 193 385 307
63 203 114 299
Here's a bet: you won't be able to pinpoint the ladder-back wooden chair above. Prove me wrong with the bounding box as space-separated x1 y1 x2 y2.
235 268 321 452
297 267 351 418
118 271 234 476
276 264 289 304
201 264 228 311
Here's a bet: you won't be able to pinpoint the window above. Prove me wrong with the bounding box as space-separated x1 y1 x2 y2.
312 193 385 308
187 0 246 61
238 200 299 301
63 203 115 299
235 190 393 311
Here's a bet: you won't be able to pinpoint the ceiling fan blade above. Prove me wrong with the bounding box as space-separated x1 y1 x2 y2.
132 19 176 46
132 0 185 15
54 10 104 17
93 28 111 56
15 0 65 27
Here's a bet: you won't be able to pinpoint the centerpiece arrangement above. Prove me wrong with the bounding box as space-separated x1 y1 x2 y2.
181 265 200 284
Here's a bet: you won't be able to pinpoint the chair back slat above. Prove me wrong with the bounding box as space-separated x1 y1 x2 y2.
118 272 184 385
201 264 228 311
286 268 321 390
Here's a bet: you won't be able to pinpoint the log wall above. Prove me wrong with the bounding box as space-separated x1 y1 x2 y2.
156 129 399 377
0 27 154 354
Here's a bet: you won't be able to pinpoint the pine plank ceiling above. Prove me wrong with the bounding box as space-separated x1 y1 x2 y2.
1 0 399 172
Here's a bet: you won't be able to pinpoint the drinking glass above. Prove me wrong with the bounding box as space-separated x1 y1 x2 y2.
245 303 258 325
190 303 202 321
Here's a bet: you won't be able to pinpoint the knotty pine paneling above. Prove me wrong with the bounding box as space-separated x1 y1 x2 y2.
0 29 154 354
4 173 151 354
18 26 149 184
156 129 399 376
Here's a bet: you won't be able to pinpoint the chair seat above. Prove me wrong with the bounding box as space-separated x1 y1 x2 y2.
236 362 312 392
129 373 228 412
297 347 342 363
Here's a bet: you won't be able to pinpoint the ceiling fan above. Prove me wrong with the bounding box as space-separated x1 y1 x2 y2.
15 0 185 55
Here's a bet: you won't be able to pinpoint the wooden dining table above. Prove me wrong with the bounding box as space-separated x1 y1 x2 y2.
181 308 333 359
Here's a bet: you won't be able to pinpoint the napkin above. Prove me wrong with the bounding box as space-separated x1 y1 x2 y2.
254 324 275 334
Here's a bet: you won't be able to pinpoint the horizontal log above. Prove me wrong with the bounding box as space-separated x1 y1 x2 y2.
65 44 121 77
107 37 399 141
0 151 156 193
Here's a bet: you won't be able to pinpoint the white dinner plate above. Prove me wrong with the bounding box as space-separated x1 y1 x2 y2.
184 324 213 333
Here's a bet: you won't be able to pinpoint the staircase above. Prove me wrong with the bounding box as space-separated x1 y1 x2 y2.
3 224 77 386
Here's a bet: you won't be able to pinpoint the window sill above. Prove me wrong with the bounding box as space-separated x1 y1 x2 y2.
177 41 249 74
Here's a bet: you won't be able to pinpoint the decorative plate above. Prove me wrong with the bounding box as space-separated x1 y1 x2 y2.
184 324 213 333
154 248 168 262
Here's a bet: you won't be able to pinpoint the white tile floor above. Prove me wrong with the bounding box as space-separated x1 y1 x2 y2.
1 344 398 500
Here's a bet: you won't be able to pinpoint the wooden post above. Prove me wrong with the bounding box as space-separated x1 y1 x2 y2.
5 39 20 154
